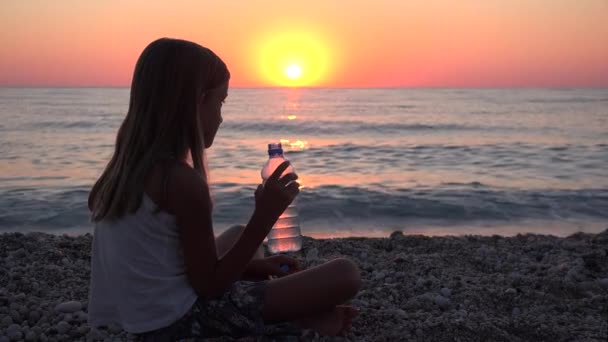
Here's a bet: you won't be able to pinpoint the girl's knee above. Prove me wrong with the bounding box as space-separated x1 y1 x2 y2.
329 258 361 297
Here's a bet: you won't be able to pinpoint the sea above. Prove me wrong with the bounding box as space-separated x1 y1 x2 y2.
1 88 607 237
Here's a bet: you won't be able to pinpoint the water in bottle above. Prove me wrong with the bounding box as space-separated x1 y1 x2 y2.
261 142 302 253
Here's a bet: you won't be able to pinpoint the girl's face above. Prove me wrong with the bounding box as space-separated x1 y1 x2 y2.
199 81 228 148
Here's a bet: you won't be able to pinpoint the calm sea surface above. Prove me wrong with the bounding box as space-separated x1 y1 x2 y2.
0 88 607 237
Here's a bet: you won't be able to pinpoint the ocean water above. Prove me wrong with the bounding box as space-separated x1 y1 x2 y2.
0 87 607 237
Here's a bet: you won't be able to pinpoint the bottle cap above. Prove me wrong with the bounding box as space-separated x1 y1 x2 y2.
268 142 283 156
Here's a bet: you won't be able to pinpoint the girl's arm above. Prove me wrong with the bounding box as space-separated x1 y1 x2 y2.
168 162 297 299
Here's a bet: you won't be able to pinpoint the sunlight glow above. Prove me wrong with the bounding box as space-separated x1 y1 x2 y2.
280 139 309 151
255 30 331 87
285 65 303 79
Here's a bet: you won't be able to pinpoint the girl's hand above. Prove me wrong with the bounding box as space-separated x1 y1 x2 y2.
245 255 301 278
254 161 299 226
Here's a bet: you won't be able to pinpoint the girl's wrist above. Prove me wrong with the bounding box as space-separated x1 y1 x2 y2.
249 209 274 233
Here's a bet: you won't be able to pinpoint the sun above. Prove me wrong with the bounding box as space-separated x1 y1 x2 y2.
285 64 303 79
255 30 332 87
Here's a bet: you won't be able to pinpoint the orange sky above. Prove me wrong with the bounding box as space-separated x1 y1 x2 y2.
1 0 607 87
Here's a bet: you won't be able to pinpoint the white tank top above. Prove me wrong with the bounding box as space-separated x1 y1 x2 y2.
88 193 197 333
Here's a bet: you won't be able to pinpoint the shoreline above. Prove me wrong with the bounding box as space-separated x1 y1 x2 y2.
1 230 607 341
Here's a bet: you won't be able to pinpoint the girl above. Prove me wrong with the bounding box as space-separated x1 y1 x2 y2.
87 38 361 340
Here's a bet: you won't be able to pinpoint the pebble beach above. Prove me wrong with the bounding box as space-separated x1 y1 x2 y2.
1 230 607 341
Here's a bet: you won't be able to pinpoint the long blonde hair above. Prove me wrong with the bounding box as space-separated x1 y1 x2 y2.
90 38 230 222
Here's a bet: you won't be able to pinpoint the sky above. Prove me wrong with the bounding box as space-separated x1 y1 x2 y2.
1 0 607 87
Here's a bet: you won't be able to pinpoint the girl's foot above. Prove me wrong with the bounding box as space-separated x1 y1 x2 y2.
296 305 359 336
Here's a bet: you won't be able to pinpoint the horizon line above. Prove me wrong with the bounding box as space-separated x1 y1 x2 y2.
1 85 608 90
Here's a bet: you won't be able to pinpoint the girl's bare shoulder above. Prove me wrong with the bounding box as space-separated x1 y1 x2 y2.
144 160 209 214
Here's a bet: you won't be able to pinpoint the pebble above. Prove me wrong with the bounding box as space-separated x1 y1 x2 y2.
512 307 521 316
351 299 369 307
24 331 36 341
434 295 450 309
88 327 106 340
27 310 40 323
75 311 88 322
108 323 123 334
55 301 82 313
7 331 22 342
1 230 607 341
0 316 12 327
56 321 70 334
8 310 20 323
6 324 20 334
305 248 319 260
76 325 90 335
373 271 387 281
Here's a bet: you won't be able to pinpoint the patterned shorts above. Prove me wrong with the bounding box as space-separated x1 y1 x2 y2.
137 281 301 341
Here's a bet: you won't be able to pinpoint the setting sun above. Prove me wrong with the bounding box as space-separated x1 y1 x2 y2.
254 30 333 87
285 64 303 80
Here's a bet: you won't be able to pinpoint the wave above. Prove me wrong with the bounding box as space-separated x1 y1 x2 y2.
1 184 606 234
211 185 608 223
223 120 539 135
527 97 608 104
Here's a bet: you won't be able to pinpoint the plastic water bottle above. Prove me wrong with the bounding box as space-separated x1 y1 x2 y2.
261 142 302 253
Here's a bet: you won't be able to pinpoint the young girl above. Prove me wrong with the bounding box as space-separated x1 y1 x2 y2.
87 38 360 340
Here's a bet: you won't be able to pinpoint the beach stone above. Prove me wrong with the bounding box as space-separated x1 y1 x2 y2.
0 316 12 327
6 324 20 334
76 325 90 335
6 325 22 341
8 310 20 323
505 288 517 295
373 271 387 281
108 323 123 334
351 299 369 307
390 230 404 238
512 307 521 316
88 328 105 340
55 301 82 313
75 311 88 322
392 253 407 263
56 321 70 334
395 271 406 279
28 310 40 324
440 287 452 297
597 278 608 289
7 332 22 342
434 295 450 309
24 331 36 341
305 248 319 260
387 308 407 317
